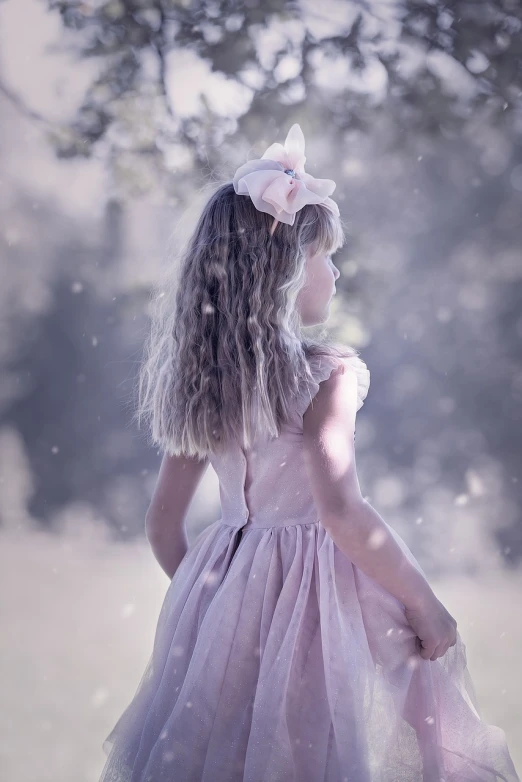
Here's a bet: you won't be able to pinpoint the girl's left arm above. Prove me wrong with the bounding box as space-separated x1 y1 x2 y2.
145 452 210 579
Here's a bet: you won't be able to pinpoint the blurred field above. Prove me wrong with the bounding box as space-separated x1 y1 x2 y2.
1 521 520 782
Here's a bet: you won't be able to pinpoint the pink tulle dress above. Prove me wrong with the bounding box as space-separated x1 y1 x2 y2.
99 352 520 782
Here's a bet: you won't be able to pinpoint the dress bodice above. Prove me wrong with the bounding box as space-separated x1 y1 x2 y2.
208 352 370 531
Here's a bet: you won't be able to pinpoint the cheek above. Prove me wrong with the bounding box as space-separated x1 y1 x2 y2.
319 268 332 289
302 256 331 295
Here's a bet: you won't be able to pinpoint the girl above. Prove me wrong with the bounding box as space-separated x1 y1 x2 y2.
99 125 519 781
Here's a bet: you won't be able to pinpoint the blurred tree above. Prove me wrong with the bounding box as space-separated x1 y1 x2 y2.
1 0 510 197
0 0 520 566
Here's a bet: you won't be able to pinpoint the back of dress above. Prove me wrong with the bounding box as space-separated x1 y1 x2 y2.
208 352 370 531
99 350 520 782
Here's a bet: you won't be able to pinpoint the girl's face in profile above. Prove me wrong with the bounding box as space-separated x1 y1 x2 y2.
297 246 341 326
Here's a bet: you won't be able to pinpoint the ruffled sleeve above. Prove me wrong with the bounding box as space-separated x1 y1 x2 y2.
295 352 370 420
347 354 371 412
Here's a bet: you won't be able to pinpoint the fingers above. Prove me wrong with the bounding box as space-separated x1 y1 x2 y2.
418 638 449 661
429 641 447 661
418 638 435 660
422 636 456 661
434 630 458 659
414 623 458 662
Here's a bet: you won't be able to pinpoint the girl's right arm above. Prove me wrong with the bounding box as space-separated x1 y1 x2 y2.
303 362 458 661
302 362 436 612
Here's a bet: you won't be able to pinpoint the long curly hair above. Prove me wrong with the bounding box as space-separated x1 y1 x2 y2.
135 181 359 458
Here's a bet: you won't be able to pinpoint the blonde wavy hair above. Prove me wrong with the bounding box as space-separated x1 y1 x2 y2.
135 182 359 458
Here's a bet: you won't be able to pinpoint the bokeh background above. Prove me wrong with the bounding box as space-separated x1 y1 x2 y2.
1 0 521 779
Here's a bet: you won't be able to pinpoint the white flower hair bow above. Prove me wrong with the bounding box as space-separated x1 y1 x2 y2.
232 123 339 236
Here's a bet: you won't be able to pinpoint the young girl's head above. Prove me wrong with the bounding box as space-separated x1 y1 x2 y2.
137 133 359 458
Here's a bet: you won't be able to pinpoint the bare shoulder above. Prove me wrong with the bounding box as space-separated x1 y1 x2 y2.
301 359 363 520
302 358 359 437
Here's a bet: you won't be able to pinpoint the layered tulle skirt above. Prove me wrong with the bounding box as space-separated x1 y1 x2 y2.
99 519 519 782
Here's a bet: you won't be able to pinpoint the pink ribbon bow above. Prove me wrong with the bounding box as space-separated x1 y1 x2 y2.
232 124 339 235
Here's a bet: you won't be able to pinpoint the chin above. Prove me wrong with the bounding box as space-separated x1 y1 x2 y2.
313 312 330 326
301 306 331 327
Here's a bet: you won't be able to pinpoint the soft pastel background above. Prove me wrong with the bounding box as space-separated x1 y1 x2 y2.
0 1 520 780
